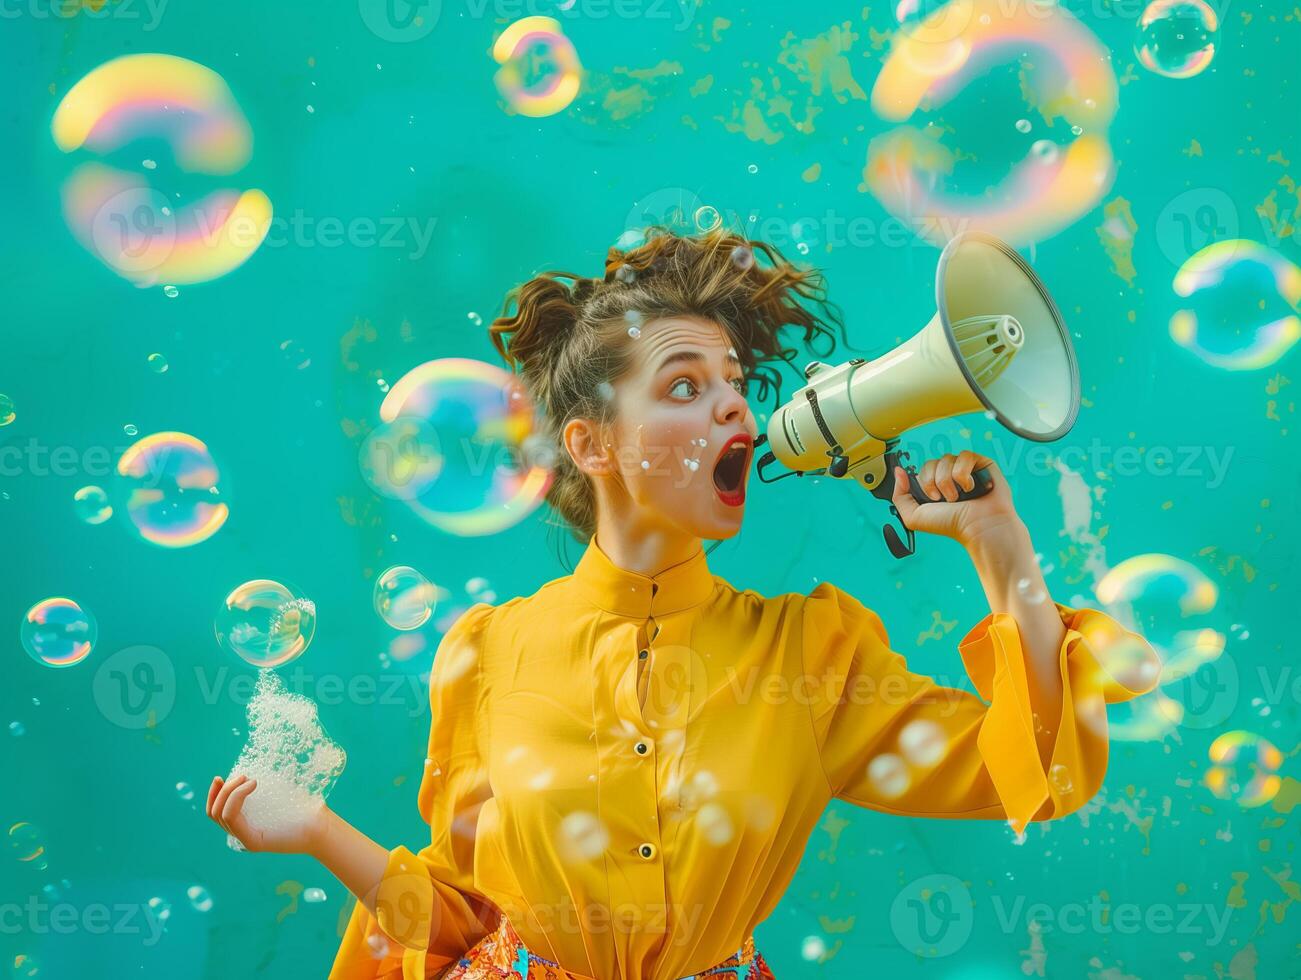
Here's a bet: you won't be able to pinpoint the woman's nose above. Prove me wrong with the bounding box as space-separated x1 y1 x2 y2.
715 382 749 425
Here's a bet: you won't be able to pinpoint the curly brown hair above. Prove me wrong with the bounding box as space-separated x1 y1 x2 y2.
488 224 857 550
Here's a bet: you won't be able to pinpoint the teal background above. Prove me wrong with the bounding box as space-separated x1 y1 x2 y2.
1 1 1297 978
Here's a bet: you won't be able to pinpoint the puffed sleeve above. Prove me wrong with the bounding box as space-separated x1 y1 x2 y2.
329 602 501 980
799 582 1161 834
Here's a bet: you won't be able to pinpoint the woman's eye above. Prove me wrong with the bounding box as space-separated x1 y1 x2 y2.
669 378 697 399
731 377 748 394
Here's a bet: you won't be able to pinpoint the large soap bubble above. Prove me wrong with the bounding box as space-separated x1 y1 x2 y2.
22 598 97 668
376 358 556 536
115 431 228 548
491 16 583 118
1135 0 1219 80
215 580 316 668
225 670 346 838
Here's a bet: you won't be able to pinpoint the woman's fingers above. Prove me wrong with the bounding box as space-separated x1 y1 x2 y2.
205 776 223 821
934 455 957 501
221 777 257 827
210 773 246 828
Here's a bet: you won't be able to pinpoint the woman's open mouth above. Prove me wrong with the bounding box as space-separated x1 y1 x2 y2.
711 434 752 507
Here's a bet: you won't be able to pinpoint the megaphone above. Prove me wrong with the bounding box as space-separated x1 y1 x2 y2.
754 232 1079 558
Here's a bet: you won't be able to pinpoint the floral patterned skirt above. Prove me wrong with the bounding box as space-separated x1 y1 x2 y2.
431 914 776 980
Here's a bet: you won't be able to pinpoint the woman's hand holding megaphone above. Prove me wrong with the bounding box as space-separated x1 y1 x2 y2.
889 450 1024 548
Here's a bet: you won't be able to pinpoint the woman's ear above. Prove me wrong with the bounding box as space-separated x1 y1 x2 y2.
564 417 615 477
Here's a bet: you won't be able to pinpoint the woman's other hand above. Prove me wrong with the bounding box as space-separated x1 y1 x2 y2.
205 774 328 855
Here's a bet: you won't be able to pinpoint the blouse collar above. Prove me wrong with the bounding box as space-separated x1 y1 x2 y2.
573 532 716 619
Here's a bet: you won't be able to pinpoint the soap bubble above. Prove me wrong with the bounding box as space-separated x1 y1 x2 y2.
1205 731 1282 807
303 887 327 903
358 417 443 501
22 598 97 668
147 353 169 373
186 885 213 912
8 822 46 867
557 811 608 863
9 722 24 737
146 896 171 924
694 205 721 232
73 486 112 525
11 953 40 978
114 432 228 548
215 580 316 668
898 719 948 768
867 753 910 798
1135 0 1219 79
377 359 554 536
374 566 436 631
225 670 346 836
0 394 13 426
491 16 582 117
176 781 195 801
1170 240 1301 370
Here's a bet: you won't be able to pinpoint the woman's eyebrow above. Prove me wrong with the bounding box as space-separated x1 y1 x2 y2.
654 350 743 373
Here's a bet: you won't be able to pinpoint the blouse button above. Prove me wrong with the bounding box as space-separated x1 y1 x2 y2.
635 740 650 755
638 842 657 860
638 649 649 660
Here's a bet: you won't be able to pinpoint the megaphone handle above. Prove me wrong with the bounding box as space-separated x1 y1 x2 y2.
901 463 996 504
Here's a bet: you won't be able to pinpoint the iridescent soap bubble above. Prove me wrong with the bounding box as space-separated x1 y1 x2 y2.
358 417 443 501
0 394 14 426
1170 240 1301 370
1204 731 1282 807
186 885 213 912
694 205 722 233
147 353 169 373
73 486 112 525
377 359 555 536
8 822 46 866
22 598 97 668
491 16 582 117
215 580 316 668
1135 0 1219 79
374 565 437 631
11 953 41 978
114 432 228 548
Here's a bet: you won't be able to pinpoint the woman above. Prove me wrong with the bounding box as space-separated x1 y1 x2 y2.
206 226 1160 980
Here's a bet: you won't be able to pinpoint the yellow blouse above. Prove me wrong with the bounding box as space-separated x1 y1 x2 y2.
330 533 1159 980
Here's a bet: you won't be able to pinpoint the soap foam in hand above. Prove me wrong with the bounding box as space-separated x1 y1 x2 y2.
226 670 346 841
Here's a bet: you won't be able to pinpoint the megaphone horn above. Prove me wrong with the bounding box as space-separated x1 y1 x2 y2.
755 232 1080 558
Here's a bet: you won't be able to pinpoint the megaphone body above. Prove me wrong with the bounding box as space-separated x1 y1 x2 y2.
755 232 1080 557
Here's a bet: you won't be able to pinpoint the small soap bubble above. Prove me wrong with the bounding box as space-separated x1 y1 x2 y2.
796 242 810 255
730 245 754 270
73 486 112 525
0 394 14 426
627 325 642 339
147 353 169 373
8 822 45 867
640 459 650 470
1071 124 1084 136
186 885 213 912
147 896 171 923
1015 118 1032 133
557 811 609 862
11 953 40 978
22 598 96 668
303 887 327 903
693 205 721 233
867 753 910 798
467 311 482 326
1031 140 1060 165
1135 0 1219 79
163 285 178 298
176 781 194 801
747 163 758 174
800 936 826 961
215 580 316 669
123 423 138 436
374 565 436 631
9 721 24 737
898 719 948 767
